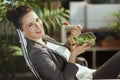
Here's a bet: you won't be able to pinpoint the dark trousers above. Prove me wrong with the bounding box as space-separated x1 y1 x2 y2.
93 50 120 79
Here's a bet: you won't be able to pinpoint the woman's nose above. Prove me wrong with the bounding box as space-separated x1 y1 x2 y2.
35 22 41 28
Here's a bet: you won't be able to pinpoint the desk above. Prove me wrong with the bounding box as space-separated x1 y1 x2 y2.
87 47 120 69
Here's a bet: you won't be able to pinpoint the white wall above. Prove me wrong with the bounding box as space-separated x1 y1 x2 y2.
61 2 120 43
70 1 87 27
70 1 120 29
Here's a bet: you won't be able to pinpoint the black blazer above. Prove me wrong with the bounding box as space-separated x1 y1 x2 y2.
26 35 78 80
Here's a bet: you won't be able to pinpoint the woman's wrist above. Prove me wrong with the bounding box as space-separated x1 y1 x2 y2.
68 53 77 63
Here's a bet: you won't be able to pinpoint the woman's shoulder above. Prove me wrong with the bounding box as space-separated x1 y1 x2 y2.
26 38 48 55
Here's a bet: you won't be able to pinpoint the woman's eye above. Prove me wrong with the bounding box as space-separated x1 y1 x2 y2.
28 23 33 27
36 18 41 22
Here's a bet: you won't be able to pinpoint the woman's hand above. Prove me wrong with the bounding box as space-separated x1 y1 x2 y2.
71 43 90 56
66 25 82 51
68 43 90 63
66 25 91 63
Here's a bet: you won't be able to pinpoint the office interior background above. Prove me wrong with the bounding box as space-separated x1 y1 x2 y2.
61 0 120 69
0 0 120 80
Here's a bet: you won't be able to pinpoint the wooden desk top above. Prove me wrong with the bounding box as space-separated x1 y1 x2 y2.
88 47 120 51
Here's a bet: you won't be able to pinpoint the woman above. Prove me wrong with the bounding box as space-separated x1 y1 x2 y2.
6 6 120 80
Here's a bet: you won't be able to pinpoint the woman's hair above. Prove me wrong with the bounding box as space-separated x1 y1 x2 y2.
6 6 33 29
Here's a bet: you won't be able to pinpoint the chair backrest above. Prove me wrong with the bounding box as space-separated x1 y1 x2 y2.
16 29 42 80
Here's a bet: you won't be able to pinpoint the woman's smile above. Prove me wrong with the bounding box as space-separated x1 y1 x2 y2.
36 30 42 34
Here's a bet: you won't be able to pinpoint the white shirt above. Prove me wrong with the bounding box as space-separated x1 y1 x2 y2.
46 41 96 80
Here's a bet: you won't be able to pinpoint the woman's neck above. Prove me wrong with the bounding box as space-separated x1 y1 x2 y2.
36 38 46 46
27 36 46 46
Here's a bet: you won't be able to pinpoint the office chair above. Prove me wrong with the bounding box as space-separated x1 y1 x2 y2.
16 29 42 80
16 29 88 80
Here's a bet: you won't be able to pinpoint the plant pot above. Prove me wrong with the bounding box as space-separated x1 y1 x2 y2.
99 39 120 48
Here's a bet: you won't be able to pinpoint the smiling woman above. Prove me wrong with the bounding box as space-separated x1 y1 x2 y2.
21 11 44 42
6 6 120 80
6 6 93 80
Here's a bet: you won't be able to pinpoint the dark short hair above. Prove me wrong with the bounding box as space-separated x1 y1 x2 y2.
6 6 33 29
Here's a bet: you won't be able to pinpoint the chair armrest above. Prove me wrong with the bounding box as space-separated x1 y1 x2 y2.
76 57 88 67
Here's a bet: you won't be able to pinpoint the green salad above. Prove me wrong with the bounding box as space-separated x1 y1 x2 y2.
73 32 96 46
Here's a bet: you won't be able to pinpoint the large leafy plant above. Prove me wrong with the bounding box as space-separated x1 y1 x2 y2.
3 0 70 36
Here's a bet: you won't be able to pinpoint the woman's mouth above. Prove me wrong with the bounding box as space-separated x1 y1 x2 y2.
36 30 42 34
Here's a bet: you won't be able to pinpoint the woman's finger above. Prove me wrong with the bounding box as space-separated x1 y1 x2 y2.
77 25 83 30
72 27 81 36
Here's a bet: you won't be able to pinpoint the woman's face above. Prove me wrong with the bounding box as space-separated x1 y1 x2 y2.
21 11 44 40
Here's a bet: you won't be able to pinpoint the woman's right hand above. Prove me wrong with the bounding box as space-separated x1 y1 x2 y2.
68 43 90 63
71 43 90 57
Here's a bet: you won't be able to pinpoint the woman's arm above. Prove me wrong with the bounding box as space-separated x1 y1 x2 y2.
66 25 90 64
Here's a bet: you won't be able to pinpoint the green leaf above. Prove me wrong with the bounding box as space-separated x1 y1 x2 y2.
43 8 50 17
48 17 56 31
42 19 50 34
8 45 22 56
37 9 43 18
53 15 61 24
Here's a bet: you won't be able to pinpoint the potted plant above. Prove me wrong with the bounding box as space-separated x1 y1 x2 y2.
99 11 120 48
110 11 120 39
